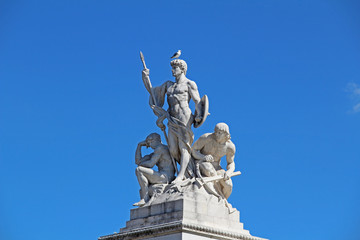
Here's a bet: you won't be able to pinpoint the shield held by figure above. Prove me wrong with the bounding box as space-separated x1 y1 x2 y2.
194 95 209 128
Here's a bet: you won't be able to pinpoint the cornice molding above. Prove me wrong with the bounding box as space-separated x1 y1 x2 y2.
99 221 267 240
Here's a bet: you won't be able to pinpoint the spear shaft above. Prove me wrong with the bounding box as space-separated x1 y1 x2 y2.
139 51 178 175
140 51 147 69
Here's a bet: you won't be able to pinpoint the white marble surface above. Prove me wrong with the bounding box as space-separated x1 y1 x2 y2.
120 181 249 236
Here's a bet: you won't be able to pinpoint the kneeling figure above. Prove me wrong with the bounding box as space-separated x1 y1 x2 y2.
192 123 236 199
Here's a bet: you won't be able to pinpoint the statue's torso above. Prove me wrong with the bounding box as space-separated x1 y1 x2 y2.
155 145 175 177
166 80 193 125
201 137 229 169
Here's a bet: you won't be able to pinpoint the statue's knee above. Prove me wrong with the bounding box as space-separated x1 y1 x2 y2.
200 163 216 177
206 165 217 177
225 179 233 187
135 166 142 175
180 147 189 155
203 168 216 177
209 170 217 177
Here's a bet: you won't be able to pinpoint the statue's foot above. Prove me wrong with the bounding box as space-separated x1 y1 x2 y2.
180 178 193 187
133 199 146 207
171 176 184 184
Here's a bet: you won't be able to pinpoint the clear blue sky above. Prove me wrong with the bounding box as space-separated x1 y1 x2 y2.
1 1 360 240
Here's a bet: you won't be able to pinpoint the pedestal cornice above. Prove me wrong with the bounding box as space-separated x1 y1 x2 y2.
99 221 267 240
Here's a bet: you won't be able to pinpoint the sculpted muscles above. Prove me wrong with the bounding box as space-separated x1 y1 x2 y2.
225 142 236 178
139 150 162 168
187 80 202 121
191 123 236 199
141 57 208 184
136 52 247 216
192 133 212 161
134 133 175 207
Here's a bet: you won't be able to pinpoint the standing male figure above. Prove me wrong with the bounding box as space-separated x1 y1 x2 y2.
142 59 207 183
191 123 236 199
134 133 175 207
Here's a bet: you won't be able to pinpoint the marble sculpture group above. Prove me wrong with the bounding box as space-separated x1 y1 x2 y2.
134 51 241 211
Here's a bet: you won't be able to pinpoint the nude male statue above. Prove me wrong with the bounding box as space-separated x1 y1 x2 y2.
191 123 236 199
133 133 175 207
142 59 206 183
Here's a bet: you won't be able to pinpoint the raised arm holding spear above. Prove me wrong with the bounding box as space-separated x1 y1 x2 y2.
139 51 178 174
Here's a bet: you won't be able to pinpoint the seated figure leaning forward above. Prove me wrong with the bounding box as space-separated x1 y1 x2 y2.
134 133 176 207
191 123 236 199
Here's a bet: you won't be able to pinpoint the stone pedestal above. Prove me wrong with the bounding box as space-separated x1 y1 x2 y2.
99 183 267 240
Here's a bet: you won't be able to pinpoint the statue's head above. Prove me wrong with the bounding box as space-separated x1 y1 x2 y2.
145 133 161 149
171 59 187 76
214 122 231 143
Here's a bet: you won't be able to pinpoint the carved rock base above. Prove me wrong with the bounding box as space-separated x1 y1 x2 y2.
99 183 267 240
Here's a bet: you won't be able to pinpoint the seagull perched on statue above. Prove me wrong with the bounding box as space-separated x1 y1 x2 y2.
171 50 181 59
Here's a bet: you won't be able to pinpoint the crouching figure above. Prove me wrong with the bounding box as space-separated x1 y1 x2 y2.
133 133 176 207
192 123 236 199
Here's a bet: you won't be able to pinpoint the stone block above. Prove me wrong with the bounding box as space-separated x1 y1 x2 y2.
106 194 267 240
150 203 165 216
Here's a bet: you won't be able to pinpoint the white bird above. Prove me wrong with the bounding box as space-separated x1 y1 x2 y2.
171 50 181 59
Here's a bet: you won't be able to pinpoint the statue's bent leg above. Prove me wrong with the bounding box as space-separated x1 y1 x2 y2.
136 166 168 186
199 162 221 197
219 178 233 199
213 169 232 199
135 166 150 201
134 166 168 206
167 129 179 163
143 170 168 184
199 162 217 177
172 141 191 183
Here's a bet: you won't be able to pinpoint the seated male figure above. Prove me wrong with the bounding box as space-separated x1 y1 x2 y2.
134 133 175 207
